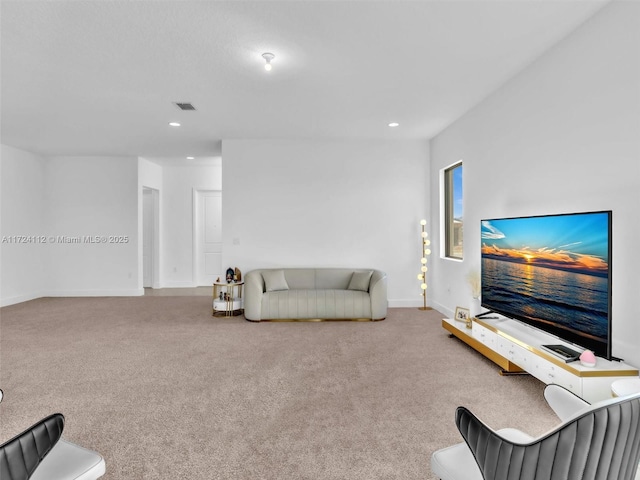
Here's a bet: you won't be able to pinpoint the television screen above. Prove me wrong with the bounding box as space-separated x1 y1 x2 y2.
480 210 612 359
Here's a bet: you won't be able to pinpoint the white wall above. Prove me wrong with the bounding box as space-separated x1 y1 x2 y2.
0 150 142 304
0 149 223 303
0 145 47 305
222 139 430 306
44 156 140 296
139 158 163 191
429 2 640 365
158 160 222 287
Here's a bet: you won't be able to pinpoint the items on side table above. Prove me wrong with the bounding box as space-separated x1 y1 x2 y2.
212 281 244 317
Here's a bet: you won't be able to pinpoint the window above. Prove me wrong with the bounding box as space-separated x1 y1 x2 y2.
444 162 463 259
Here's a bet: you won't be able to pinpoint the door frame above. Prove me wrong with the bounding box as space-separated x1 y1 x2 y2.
142 186 160 289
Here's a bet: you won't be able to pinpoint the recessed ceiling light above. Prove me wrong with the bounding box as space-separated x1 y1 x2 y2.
388 122 400 127
169 122 181 127
186 156 195 160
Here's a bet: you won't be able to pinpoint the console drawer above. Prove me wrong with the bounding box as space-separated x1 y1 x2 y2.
472 323 497 349
496 337 534 370
531 358 581 396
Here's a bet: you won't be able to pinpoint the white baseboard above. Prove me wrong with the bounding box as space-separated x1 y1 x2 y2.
387 299 449 314
389 299 421 308
160 281 198 288
2 289 145 307
44 288 145 297
430 300 451 317
2 292 447 312
1 291 46 307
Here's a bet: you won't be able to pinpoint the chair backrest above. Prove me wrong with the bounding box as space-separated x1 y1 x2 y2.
0 413 65 480
456 391 640 480
543 383 591 421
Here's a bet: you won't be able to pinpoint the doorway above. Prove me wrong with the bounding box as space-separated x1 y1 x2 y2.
193 190 222 286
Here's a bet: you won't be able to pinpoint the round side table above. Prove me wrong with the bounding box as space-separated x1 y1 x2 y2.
212 281 244 317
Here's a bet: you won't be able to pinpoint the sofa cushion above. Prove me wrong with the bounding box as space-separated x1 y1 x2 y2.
262 269 289 292
348 270 373 291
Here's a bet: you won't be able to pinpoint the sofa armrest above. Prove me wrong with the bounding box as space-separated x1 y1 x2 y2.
244 271 265 321
369 270 388 320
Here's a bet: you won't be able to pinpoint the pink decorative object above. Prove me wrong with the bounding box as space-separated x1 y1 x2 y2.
580 350 597 367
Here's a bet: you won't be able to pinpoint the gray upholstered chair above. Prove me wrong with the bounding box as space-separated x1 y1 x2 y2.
0 412 64 480
431 384 640 480
0 389 105 480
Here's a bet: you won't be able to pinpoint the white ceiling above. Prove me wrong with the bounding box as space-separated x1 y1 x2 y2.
1 0 610 159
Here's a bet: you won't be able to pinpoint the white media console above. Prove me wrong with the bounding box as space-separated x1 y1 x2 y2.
443 316 638 403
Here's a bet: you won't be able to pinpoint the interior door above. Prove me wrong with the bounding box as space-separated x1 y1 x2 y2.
195 190 222 286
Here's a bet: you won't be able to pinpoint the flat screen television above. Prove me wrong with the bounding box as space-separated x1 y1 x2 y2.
480 210 612 360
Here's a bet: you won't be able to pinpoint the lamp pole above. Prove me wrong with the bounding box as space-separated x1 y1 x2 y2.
418 219 432 311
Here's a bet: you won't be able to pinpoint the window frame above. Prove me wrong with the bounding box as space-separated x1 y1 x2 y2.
443 161 463 260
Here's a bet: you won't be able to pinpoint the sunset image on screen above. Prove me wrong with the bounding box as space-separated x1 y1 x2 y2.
481 213 609 278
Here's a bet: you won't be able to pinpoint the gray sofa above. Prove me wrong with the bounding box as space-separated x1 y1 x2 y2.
244 268 387 321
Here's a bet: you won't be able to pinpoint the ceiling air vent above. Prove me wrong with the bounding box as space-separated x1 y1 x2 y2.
174 102 196 111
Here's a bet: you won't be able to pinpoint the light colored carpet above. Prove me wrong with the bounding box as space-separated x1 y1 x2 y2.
0 297 558 479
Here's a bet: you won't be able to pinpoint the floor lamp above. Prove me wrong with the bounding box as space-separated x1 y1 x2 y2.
418 219 432 310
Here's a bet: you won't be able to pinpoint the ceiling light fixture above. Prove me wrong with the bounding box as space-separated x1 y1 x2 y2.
388 122 400 127
262 52 275 71
186 156 195 160
169 122 181 127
